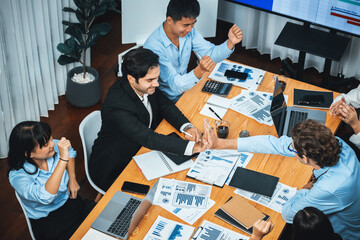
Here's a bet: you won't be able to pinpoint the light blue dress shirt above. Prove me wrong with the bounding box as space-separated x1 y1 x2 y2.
9 139 77 219
237 135 360 240
144 23 233 102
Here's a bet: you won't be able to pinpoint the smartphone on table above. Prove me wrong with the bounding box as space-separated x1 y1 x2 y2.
121 181 150 195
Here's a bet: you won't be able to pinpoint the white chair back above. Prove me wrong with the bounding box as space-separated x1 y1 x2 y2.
15 191 36 240
79 110 105 195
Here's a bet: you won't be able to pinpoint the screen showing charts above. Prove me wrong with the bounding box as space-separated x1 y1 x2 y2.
230 0 360 36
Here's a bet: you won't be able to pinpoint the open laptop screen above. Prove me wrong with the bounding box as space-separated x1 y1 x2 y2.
127 181 158 238
270 77 287 136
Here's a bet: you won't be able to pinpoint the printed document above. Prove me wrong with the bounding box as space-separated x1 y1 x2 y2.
187 149 243 187
191 220 249 240
209 60 266 90
154 178 212 209
144 216 194 240
133 151 194 181
200 94 232 120
234 182 297 213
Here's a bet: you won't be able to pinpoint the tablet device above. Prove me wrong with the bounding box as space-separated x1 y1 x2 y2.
229 167 279 197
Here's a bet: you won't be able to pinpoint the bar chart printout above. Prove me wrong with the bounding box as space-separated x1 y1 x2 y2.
144 216 194 240
192 220 249 240
154 178 212 209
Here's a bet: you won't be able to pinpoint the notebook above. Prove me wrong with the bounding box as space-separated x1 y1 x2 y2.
229 167 279 197
91 181 157 239
215 196 270 235
270 76 326 137
134 150 194 180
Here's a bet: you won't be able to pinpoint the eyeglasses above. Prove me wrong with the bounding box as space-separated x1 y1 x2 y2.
288 143 299 154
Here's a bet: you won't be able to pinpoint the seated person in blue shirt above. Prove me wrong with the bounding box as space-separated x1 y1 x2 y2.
8 121 95 240
202 119 360 240
144 0 243 102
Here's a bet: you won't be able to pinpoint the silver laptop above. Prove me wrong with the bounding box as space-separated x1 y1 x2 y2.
91 181 158 239
270 77 326 137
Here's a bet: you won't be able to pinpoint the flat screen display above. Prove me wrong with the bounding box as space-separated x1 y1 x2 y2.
229 0 360 37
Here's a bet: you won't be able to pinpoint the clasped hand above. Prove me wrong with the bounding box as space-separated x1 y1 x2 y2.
330 97 360 130
227 24 243 49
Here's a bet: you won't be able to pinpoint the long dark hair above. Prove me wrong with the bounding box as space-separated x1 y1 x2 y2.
8 121 52 175
292 207 343 240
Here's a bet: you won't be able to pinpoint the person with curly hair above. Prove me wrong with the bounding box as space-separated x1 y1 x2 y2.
201 119 360 240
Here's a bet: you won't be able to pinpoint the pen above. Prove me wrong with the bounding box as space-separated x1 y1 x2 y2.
209 107 222 121
206 101 228 109
297 100 321 105
181 130 193 138
256 74 264 85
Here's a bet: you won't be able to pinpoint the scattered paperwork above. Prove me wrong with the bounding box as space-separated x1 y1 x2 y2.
200 94 232 119
209 60 266 90
234 182 297 213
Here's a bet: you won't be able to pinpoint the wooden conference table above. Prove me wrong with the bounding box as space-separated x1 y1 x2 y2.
72 68 341 240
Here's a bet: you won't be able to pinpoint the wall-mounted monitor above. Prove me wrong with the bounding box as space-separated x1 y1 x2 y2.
227 0 360 37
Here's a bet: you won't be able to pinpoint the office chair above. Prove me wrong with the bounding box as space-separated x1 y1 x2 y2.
15 191 36 240
79 110 105 201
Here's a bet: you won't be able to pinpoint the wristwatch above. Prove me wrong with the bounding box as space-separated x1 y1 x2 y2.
183 124 194 132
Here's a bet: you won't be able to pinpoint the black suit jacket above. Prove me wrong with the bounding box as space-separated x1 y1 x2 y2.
89 77 190 191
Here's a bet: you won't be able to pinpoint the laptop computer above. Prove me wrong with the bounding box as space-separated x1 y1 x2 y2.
270 76 326 137
91 181 158 239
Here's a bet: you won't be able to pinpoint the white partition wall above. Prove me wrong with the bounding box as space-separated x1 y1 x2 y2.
121 0 219 44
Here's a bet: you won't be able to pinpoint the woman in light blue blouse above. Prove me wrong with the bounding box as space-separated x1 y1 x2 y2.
8 121 94 240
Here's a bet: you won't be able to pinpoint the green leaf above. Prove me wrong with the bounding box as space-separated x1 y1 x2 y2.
65 26 84 45
73 0 84 10
58 55 79 65
65 37 79 50
63 22 84 33
62 20 73 26
87 0 99 8
86 23 111 47
62 7 76 13
57 43 72 54
88 23 111 35
92 4 107 16
76 9 85 24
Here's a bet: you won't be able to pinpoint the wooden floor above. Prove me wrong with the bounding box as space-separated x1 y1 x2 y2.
0 12 357 240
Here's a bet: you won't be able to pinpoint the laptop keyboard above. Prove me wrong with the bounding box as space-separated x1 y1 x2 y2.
287 110 308 136
107 198 141 237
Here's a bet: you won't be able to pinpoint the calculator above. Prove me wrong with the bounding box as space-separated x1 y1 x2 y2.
201 80 233 96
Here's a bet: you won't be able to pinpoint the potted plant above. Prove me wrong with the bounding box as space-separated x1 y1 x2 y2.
57 0 120 107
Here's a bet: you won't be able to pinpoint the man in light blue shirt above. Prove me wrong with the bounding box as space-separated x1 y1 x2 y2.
144 0 243 102
202 119 360 240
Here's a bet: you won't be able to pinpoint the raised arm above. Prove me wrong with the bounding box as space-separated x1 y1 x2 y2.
45 137 71 195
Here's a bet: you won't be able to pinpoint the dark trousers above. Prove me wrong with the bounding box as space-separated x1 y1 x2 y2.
30 196 95 240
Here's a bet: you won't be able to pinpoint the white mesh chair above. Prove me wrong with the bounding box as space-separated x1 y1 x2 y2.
15 191 36 240
79 110 105 199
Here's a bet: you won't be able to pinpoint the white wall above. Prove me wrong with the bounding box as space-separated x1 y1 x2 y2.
121 0 219 44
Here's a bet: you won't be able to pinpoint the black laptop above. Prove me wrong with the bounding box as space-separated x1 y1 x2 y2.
270 76 326 137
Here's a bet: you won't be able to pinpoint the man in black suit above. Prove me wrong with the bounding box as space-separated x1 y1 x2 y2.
89 48 204 191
